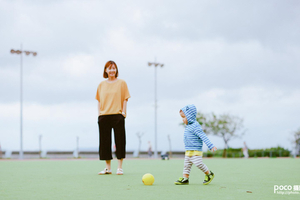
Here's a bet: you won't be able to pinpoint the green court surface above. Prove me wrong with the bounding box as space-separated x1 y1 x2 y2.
1 158 299 200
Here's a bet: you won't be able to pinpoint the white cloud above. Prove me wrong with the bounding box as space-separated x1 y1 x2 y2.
62 54 96 77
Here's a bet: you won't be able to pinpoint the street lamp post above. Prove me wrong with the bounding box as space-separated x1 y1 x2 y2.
39 135 42 159
148 60 164 158
10 45 37 159
76 136 79 158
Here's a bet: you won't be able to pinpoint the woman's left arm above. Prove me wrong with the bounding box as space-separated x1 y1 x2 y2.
122 80 130 118
122 99 128 117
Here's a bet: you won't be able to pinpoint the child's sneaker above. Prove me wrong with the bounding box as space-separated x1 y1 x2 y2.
203 171 214 185
116 168 123 175
98 168 112 175
174 177 189 185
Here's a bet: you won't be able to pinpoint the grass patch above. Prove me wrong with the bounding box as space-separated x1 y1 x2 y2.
1 158 299 200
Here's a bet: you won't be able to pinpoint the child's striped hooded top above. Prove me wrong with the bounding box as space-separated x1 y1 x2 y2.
181 104 214 151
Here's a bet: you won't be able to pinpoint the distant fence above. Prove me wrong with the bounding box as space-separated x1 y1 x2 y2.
0 147 293 159
0 150 185 159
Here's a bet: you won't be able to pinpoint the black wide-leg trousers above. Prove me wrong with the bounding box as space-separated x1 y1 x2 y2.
98 114 126 160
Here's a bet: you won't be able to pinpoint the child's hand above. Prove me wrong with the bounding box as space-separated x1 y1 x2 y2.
211 147 217 152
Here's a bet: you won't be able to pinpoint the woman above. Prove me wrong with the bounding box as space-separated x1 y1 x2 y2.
95 60 130 175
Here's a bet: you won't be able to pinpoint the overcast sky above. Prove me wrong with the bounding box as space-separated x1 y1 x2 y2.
1 0 299 153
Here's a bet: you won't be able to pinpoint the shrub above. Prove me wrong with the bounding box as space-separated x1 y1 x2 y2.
204 146 290 158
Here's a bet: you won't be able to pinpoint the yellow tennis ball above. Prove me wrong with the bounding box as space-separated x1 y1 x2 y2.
142 173 155 185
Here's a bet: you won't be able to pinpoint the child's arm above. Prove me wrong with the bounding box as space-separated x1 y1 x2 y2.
194 128 216 151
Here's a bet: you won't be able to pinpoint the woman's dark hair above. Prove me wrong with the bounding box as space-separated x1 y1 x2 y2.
103 60 118 78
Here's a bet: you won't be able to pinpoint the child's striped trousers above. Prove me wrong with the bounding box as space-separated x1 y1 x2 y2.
183 156 209 175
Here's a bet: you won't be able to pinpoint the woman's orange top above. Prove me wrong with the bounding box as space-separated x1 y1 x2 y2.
95 79 130 115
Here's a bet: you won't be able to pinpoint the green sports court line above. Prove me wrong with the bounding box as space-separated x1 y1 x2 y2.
0 158 299 200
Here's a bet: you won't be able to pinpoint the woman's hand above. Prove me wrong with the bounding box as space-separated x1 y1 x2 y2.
122 100 128 118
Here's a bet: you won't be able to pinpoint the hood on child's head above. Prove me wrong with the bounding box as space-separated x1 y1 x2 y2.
181 104 197 124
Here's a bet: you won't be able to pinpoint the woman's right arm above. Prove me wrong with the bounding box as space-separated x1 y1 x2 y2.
98 101 101 116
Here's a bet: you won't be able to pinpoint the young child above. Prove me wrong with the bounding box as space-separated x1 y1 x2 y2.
175 104 217 185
